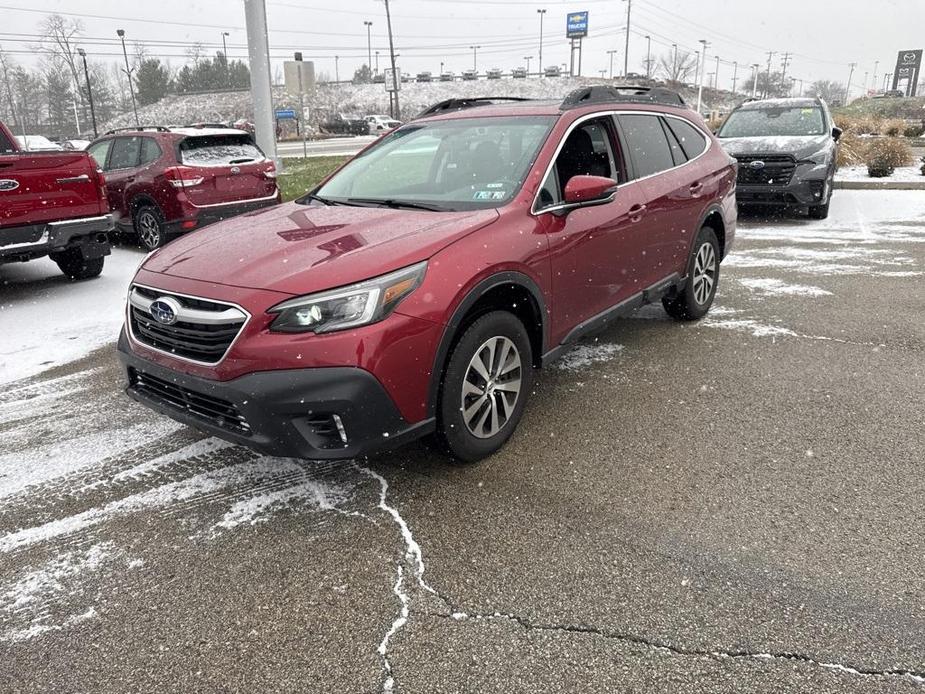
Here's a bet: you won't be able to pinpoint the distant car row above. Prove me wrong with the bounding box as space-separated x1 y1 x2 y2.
373 65 565 84
320 113 402 136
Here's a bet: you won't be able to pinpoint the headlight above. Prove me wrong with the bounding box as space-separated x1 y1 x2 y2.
268 261 427 334
800 147 831 165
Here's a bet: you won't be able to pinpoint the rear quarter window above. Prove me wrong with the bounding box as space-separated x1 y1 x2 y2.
179 135 264 167
0 129 15 154
666 118 708 160
618 114 675 179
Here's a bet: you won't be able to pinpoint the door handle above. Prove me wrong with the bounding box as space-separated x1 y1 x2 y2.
689 182 704 196
126 176 136 182
629 203 647 221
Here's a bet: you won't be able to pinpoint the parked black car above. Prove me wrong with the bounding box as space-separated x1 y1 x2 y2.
717 97 841 219
320 113 369 136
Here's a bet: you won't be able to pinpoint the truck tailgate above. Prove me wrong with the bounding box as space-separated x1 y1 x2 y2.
0 152 105 229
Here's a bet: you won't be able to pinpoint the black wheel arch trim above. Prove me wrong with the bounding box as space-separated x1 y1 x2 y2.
426 271 548 418
691 202 726 262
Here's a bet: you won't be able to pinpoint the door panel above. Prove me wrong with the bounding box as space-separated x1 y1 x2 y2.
0 152 101 228
104 137 143 222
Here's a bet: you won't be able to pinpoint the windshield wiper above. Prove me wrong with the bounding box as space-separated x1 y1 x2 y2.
345 197 448 212
301 193 354 206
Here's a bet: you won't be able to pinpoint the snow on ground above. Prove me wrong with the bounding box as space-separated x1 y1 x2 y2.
0 247 142 386
835 165 924 182
737 278 832 297
554 342 625 371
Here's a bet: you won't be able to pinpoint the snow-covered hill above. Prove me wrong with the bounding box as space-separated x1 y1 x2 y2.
100 78 739 134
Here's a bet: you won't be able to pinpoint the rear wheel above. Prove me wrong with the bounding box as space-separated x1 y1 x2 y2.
437 311 533 463
52 248 104 280
663 226 720 321
134 205 167 251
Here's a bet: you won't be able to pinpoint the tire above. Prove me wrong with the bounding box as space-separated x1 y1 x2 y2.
436 311 534 463
662 226 720 321
808 198 830 219
134 205 167 251
52 249 104 280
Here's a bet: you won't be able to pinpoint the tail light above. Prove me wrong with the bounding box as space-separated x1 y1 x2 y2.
95 168 108 202
166 166 205 188
261 161 277 180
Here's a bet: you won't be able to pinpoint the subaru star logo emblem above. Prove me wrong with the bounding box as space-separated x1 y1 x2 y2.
149 296 181 325
748 160 766 170
0 179 19 192
230 166 241 174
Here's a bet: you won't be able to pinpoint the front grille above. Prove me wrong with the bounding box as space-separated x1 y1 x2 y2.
129 368 250 435
129 285 246 364
735 155 796 186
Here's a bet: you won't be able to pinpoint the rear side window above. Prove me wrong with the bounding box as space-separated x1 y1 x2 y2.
87 140 112 168
0 129 14 154
618 114 675 179
109 137 142 170
140 138 162 166
179 135 264 167
666 118 708 160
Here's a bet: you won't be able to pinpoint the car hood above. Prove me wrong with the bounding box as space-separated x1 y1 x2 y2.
144 201 499 296
718 135 831 159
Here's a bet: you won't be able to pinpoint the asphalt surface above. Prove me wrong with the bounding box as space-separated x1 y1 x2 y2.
1 190 924 693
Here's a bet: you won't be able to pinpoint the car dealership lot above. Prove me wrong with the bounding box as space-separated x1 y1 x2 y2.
1 190 923 692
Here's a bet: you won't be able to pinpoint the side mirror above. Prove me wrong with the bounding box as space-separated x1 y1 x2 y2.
563 175 618 205
832 127 843 141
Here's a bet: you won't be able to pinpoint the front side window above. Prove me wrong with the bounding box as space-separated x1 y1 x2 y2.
718 106 825 138
619 114 676 179
539 117 621 209
87 140 112 169
108 137 142 170
312 115 555 212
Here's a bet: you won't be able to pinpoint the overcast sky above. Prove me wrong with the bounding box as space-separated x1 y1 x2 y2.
2 0 923 96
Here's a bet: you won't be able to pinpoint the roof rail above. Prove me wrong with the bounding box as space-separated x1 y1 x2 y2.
560 85 687 110
103 125 171 135
417 96 534 118
180 123 232 129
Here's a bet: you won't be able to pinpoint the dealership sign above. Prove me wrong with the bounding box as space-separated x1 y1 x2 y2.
891 49 922 97
566 11 589 39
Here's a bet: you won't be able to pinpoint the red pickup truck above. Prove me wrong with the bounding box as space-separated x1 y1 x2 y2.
1 120 112 279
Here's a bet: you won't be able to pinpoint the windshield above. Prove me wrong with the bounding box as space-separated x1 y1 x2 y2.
179 134 265 166
310 115 556 211
718 106 825 138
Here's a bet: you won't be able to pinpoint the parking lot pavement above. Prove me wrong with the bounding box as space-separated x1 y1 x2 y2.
1 190 923 693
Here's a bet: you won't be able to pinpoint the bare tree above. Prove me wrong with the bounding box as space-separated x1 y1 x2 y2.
36 14 84 94
0 46 20 128
186 43 204 67
658 49 697 84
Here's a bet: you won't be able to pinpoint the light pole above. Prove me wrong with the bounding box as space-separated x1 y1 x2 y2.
116 29 139 127
672 43 678 82
751 63 760 97
76 48 97 138
731 61 738 93
294 51 307 159
607 49 618 79
221 32 230 87
524 56 532 75
622 0 632 78
713 55 719 89
364 21 373 74
470 45 481 71
440 61 444 75
383 0 400 118
537 9 546 77
763 51 775 98
872 60 878 91
696 39 708 114
335 55 340 83
845 62 856 105
375 50 380 74
644 35 651 79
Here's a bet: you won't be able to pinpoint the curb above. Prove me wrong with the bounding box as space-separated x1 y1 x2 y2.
834 180 925 190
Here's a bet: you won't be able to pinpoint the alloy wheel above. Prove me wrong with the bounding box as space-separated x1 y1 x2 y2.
692 242 716 305
461 336 522 439
138 212 161 249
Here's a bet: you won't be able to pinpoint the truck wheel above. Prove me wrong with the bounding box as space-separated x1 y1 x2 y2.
53 249 104 280
437 311 533 463
663 226 720 321
134 205 167 251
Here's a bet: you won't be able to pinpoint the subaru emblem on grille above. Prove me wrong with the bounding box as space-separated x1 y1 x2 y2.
748 160 766 170
0 179 19 192
149 296 182 325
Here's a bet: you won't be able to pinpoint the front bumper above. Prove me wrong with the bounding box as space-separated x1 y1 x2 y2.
0 214 113 263
167 191 282 234
118 331 434 460
736 171 830 207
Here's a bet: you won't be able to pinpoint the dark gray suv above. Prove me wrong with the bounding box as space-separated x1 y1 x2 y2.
717 97 841 219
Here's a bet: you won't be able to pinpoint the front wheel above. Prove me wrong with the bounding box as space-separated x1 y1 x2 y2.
663 226 720 321
437 311 534 463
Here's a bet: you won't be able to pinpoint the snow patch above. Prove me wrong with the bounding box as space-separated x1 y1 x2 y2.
738 278 832 297
211 477 351 533
554 342 625 371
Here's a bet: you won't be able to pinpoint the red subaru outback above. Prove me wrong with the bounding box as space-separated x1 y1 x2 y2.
118 87 736 462
88 126 280 250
